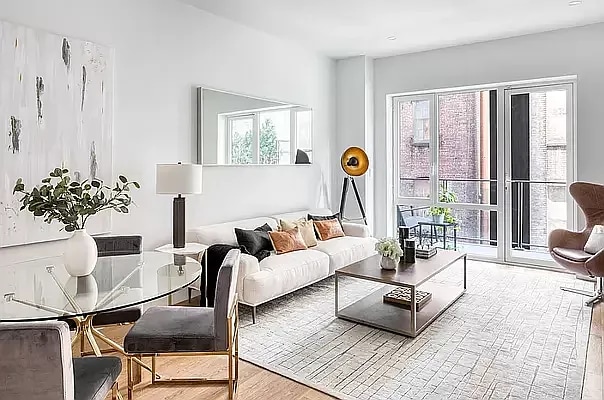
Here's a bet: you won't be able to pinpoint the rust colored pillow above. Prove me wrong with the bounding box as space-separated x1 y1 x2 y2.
314 218 345 241
268 227 308 254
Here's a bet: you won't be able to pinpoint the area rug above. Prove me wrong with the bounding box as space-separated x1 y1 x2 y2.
238 261 593 400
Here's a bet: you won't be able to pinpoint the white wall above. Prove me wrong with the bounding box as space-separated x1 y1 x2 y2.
0 0 335 265
373 23 604 237
335 56 374 228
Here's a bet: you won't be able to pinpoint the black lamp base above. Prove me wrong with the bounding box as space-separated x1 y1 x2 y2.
173 195 185 248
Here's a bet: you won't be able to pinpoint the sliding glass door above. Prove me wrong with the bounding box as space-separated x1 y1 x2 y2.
393 80 575 268
504 84 575 266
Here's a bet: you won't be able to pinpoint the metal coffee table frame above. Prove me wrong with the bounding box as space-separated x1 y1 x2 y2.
335 251 467 337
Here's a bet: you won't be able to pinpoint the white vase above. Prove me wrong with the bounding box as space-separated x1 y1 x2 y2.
64 229 98 277
380 255 399 270
432 214 445 224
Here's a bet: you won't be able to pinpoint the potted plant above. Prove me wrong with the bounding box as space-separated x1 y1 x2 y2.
13 167 139 276
429 186 458 224
428 206 446 224
375 237 403 270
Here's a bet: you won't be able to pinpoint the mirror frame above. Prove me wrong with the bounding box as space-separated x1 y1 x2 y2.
196 86 313 166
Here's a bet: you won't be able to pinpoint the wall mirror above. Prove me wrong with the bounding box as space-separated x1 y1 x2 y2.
198 87 313 165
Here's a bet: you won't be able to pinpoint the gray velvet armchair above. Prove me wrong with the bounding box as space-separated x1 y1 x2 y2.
123 249 241 400
0 321 122 400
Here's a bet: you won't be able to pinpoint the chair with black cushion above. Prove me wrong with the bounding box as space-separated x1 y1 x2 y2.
67 235 144 356
123 249 240 400
0 321 122 400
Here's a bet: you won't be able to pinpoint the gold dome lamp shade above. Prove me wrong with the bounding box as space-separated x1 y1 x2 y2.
340 146 369 177
339 147 369 225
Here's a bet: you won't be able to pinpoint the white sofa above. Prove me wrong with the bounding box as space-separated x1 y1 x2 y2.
187 209 377 321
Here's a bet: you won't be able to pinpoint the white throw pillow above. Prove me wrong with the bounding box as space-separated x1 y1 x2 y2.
584 225 604 254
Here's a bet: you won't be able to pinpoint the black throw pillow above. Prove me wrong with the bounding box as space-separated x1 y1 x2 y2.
255 223 273 233
307 213 341 222
234 224 274 257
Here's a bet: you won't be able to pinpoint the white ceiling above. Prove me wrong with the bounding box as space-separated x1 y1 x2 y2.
180 0 604 58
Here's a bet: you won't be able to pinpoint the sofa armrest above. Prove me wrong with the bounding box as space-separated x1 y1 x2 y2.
342 222 371 238
237 254 260 296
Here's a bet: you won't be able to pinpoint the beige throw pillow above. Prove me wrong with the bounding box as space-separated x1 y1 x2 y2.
280 218 317 247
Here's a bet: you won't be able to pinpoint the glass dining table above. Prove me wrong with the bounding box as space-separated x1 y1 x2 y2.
0 251 201 385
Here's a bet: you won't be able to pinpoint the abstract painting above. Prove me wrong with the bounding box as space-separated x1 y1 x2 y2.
0 20 113 247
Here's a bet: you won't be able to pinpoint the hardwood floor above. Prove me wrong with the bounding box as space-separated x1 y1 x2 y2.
584 301 604 400
91 324 333 400
91 299 604 399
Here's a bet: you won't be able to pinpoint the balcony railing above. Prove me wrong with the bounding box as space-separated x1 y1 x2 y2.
398 178 567 251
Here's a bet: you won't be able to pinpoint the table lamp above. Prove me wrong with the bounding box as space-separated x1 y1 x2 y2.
156 163 203 248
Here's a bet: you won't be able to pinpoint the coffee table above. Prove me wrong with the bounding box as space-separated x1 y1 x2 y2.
335 250 466 337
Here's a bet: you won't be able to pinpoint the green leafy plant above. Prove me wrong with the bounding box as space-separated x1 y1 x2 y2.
13 167 139 232
375 237 404 261
429 186 458 224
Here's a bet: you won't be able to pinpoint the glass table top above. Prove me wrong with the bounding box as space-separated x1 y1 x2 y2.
0 252 201 322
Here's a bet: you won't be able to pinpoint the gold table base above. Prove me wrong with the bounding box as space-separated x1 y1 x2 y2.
70 314 157 400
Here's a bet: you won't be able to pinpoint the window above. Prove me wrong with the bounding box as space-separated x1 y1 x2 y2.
224 106 311 165
394 95 433 199
228 116 254 164
259 110 289 165
295 109 313 162
413 100 430 144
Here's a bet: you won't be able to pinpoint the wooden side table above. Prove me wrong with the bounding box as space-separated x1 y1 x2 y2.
155 243 209 306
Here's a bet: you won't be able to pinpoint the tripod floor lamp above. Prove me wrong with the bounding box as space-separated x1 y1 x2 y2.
156 163 203 248
339 146 369 225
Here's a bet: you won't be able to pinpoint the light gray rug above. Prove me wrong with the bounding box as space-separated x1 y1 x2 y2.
238 261 593 400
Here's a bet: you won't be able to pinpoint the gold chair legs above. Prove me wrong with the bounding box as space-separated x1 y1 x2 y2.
111 382 119 400
126 350 239 400
125 306 239 400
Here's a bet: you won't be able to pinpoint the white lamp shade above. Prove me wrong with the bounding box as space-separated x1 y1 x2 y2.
156 163 203 195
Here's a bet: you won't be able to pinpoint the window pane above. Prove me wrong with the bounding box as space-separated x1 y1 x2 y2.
229 118 253 164
525 90 567 249
296 110 312 162
437 91 496 205
396 98 431 198
260 110 290 165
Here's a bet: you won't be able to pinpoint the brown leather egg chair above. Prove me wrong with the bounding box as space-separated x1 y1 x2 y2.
549 181 604 306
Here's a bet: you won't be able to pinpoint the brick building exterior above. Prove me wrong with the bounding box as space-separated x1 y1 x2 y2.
397 90 566 250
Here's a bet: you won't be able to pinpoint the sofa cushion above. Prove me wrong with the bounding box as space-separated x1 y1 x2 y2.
242 250 329 305
124 306 215 353
73 356 121 400
187 217 277 246
314 236 378 273
553 247 592 263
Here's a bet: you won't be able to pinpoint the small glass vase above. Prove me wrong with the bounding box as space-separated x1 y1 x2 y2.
380 255 399 270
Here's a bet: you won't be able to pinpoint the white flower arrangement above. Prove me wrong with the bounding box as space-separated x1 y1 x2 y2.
375 237 403 261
